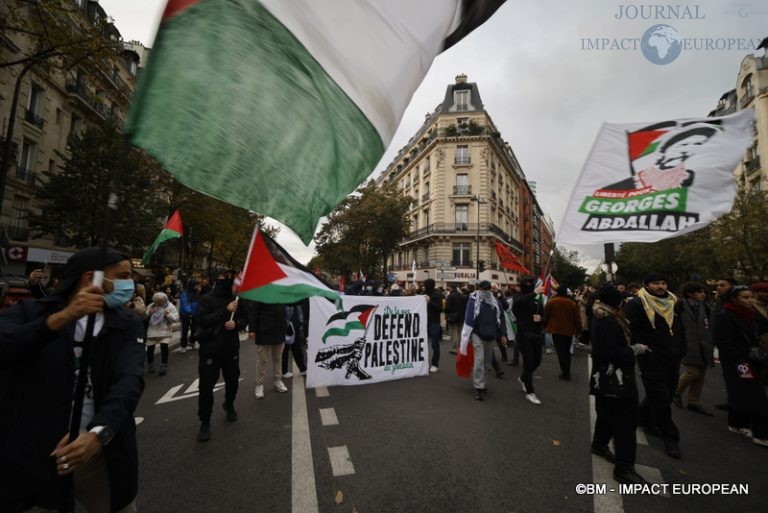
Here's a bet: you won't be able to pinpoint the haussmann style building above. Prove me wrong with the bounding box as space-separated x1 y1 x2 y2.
378 74 555 288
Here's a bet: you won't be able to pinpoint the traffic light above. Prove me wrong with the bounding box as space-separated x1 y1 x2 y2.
478 260 486 272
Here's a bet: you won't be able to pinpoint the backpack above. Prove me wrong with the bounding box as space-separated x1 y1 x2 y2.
473 302 499 341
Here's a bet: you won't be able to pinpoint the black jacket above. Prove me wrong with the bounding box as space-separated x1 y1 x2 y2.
0 296 145 513
195 290 248 355
589 309 638 400
623 295 685 358
444 291 465 325
512 291 545 335
249 301 288 345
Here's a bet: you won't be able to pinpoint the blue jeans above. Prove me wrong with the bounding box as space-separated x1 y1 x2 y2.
429 323 442 367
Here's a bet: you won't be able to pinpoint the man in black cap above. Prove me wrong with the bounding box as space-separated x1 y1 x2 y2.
0 247 145 513
623 271 685 459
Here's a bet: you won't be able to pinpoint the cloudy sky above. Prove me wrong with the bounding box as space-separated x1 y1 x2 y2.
100 0 767 271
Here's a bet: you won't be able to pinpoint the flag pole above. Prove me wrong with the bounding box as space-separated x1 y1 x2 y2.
59 133 129 513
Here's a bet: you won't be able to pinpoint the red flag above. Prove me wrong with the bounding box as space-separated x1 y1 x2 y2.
494 241 529 274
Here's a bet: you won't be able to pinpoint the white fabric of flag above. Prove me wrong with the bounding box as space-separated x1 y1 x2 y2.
557 109 755 244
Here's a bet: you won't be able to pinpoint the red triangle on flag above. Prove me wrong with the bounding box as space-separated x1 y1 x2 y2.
240 230 287 292
165 209 184 234
627 130 668 161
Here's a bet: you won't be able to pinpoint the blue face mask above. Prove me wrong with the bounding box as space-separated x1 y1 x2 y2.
104 278 135 308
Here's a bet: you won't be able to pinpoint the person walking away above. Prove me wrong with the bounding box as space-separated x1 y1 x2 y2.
178 280 201 353
194 271 247 442
423 278 443 373
459 280 507 400
589 286 649 485
673 282 715 416
623 272 685 459
146 292 179 376
512 277 547 405
445 284 465 355
249 300 289 398
545 285 582 381
0 247 145 512
751 282 768 384
281 302 307 378
713 285 768 447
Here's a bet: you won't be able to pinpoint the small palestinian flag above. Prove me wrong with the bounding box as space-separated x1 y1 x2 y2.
128 0 506 243
321 305 376 344
238 229 340 304
142 210 183 265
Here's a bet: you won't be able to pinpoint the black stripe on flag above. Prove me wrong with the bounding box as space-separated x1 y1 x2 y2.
443 0 507 50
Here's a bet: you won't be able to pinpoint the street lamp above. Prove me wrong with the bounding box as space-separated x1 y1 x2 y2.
471 195 487 280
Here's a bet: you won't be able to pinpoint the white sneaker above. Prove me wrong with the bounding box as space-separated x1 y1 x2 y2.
254 385 264 399
429 365 439 373
180 346 187 353
545 348 553 355
274 381 288 393
300 370 307 376
517 377 527 393
728 426 753 438
525 393 541 405
282 372 293 379
753 437 768 448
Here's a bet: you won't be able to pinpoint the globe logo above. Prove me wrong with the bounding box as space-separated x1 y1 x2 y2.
641 24 682 65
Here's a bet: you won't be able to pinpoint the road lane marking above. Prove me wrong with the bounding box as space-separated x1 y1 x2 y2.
328 446 355 477
292 362 319 513
319 408 339 426
636 428 648 446
636 464 669 498
155 379 243 405
315 387 329 398
134 417 144 425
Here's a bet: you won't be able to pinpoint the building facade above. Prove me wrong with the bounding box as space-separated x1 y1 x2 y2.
0 0 147 276
708 40 768 192
380 75 554 287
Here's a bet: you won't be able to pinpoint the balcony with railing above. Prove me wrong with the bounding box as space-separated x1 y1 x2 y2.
454 155 471 166
15 167 36 185
7 226 30 242
24 109 45 129
65 80 107 119
403 223 522 251
452 185 472 195
745 156 761 175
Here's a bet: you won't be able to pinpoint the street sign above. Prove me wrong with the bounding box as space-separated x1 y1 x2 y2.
437 271 457 280
600 262 618 274
6 246 28 262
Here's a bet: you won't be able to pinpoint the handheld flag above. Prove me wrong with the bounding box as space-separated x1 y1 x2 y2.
557 109 755 244
142 210 183 265
494 241 529 274
238 229 340 304
127 0 506 244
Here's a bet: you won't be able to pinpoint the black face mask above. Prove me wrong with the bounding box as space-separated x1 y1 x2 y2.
215 279 234 292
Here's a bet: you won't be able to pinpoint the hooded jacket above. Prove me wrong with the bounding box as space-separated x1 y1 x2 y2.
0 295 145 512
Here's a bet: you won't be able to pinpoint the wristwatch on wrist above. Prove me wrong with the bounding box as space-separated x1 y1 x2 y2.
89 425 115 446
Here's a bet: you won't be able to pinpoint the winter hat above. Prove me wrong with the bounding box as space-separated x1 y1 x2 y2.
642 272 668 285
598 286 623 308
423 278 436 293
56 247 128 295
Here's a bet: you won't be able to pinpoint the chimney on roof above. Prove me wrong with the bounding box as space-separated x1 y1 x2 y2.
455 73 468 84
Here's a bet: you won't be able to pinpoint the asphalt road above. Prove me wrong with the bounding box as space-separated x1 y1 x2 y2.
133 336 767 513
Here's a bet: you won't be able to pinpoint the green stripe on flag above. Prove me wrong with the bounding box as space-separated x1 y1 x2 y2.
128 0 384 243
322 321 365 344
238 282 340 305
142 228 182 265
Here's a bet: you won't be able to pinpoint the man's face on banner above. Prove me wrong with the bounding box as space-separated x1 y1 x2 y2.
657 133 709 169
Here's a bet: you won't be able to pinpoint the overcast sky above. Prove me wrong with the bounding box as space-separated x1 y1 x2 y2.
99 0 767 271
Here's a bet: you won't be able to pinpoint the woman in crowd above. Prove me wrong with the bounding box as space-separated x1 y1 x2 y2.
713 285 768 447
590 286 649 484
146 291 180 375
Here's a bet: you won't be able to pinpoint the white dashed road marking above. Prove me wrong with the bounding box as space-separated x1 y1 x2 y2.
292 363 319 513
315 386 329 398
319 407 339 426
328 446 355 477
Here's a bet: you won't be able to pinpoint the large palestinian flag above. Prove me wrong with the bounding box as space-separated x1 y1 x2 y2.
127 0 506 244
238 229 340 304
